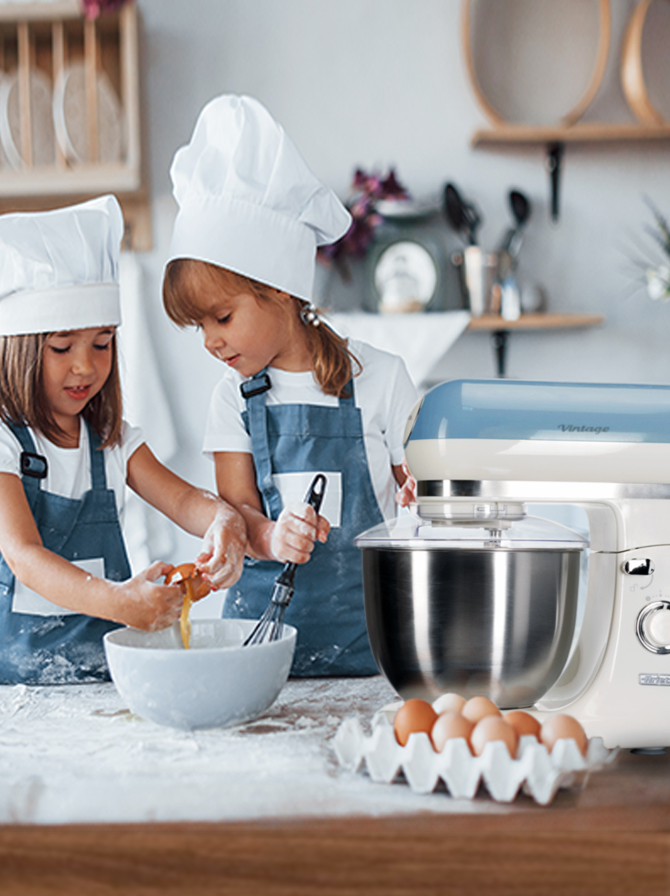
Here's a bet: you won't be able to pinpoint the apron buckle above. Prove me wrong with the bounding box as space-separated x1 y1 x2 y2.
20 451 48 479
240 373 272 399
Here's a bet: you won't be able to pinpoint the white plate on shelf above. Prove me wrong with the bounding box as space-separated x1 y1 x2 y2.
0 68 56 169
53 62 125 164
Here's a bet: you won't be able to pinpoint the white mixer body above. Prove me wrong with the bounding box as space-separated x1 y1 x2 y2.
404 379 670 749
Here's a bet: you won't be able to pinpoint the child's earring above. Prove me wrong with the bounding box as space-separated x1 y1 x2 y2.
300 302 320 327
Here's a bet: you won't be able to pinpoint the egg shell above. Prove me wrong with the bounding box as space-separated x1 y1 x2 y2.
432 692 466 715
393 699 438 747
504 710 541 740
166 562 211 600
470 715 519 759
540 714 588 757
462 695 502 725
431 711 474 753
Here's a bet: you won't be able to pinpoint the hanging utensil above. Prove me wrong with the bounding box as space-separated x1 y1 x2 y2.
462 198 482 246
443 182 482 246
510 189 531 228
444 182 468 238
243 473 327 646
493 188 531 324
507 189 531 258
498 189 532 258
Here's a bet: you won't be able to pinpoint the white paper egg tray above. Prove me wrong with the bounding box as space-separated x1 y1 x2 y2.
333 712 618 805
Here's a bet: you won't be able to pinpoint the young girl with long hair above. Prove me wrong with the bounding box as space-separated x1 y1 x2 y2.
0 196 246 684
163 95 417 676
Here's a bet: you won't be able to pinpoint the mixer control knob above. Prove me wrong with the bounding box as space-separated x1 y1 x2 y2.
637 602 670 654
623 558 655 576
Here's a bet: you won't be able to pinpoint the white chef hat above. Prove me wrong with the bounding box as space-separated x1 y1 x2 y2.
167 94 351 301
0 194 123 337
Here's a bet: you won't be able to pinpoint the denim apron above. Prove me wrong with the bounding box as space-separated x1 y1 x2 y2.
0 421 131 684
223 372 384 676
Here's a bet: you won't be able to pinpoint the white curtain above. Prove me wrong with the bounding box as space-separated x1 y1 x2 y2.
117 252 178 572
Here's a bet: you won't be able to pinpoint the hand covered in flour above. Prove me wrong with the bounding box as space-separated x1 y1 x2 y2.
394 461 417 508
111 561 185 631
270 502 330 564
195 502 247 590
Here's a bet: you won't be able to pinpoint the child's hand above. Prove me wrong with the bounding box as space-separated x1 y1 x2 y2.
112 561 185 631
195 504 247 590
394 461 417 508
270 502 330 564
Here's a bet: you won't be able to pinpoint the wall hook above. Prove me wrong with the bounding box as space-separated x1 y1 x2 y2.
546 142 565 222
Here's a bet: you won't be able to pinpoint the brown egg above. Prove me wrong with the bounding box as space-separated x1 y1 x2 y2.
166 562 211 600
540 714 588 757
462 695 502 725
431 711 474 753
470 715 519 758
432 692 466 716
504 710 541 740
393 698 438 747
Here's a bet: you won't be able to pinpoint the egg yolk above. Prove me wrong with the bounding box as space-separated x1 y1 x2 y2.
167 562 211 650
180 579 194 649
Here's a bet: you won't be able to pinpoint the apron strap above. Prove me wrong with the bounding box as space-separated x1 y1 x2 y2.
7 420 107 495
338 379 355 407
85 421 108 492
241 373 357 520
6 421 43 501
240 369 283 521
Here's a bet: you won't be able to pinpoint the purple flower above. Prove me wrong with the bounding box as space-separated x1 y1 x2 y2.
80 0 128 19
380 169 407 198
318 166 410 279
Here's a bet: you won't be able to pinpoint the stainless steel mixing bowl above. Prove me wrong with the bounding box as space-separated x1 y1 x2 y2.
356 516 585 707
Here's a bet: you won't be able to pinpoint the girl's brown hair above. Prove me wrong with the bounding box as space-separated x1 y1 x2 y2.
163 259 360 398
0 332 123 448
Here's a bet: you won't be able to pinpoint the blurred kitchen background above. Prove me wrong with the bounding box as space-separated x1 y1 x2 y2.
2 0 670 583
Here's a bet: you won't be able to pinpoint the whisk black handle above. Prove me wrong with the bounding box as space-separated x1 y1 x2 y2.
274 474 327 592
305 472 327 514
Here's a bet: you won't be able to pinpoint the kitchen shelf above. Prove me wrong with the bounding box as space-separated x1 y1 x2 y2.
0 1 149 250
471 123 670 148
468 312 605 330
471 122 670 221
467 312 605 377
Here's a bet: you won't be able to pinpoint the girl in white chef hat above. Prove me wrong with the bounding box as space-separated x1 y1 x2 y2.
163 94 418 676
0 195 246 685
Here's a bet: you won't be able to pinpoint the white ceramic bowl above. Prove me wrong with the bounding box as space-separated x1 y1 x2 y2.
103 619 296 731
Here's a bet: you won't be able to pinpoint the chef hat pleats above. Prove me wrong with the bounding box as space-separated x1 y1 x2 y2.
168 94 351 301
0 194 123 336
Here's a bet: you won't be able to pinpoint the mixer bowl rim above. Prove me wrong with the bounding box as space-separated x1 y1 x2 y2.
356 541 586 551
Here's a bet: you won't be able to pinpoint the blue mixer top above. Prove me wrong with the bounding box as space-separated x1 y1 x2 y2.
406 380 670 444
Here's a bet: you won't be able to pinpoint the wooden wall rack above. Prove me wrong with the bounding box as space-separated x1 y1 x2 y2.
463 0 670 222
0 1 149 250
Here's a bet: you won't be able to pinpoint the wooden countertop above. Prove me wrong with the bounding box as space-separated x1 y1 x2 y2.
0 677 668 894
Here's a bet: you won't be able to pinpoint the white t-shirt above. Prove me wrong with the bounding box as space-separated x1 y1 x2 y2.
0 418 145 617
203 339 419 521
0 417 144 520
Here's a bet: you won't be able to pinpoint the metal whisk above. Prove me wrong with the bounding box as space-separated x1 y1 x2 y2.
243 473 327 646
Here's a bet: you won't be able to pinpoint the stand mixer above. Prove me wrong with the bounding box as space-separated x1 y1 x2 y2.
356 379 670 750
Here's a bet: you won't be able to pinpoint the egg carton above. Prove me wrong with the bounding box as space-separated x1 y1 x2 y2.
333 712 618 805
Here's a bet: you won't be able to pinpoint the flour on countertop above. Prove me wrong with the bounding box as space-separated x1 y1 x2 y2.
0 676 512 825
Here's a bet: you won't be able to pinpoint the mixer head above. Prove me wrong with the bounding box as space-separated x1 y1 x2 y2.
403 379 670 520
